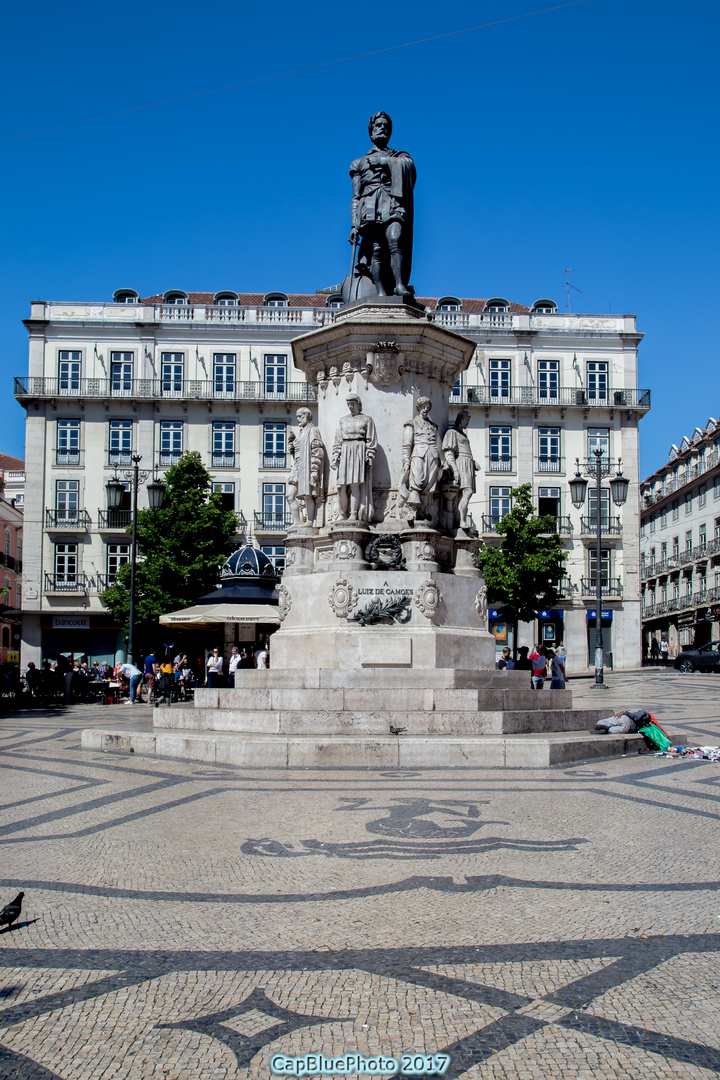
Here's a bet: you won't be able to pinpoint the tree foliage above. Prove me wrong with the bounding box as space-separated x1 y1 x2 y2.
477 484 568 626
102 452 238 638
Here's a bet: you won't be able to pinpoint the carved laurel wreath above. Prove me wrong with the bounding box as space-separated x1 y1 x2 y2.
328 579 357 618
347 595 411 626
277 584 292 622
414 580 442 619
365 534 405 571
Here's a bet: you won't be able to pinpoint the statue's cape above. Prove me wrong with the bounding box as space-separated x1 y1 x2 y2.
350 147 416 283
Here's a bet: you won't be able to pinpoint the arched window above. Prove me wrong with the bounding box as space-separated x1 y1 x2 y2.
214 292 238 306
437 296 461 312
1 627 8 648
264 293 289 308
326 294 344 308
532 299 558 315
113 288 139 304
163 291 188 305
485 297 509 313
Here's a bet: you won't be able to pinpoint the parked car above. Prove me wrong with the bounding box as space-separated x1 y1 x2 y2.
674 640 720 673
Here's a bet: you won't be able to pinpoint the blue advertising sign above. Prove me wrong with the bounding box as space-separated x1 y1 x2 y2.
587 610 612 621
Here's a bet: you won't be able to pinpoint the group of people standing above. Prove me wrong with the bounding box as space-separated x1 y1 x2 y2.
206 643 269 688
497 642 567 689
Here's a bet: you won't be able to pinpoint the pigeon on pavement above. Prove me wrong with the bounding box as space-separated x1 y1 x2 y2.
0 892 24 930
389 725 407 735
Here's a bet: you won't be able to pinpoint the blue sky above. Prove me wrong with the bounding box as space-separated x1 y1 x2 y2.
1 0 718 476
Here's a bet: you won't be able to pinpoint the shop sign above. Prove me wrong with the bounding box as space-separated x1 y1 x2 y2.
52 615 90 629
488 609 502 619
538 610 564 620
6 651 19 662
586 610 612 621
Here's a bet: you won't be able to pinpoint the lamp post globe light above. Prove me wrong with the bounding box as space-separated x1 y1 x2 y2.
570 450 629 688
105 455 166 665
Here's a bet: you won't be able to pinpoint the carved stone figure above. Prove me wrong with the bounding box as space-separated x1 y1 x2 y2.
331 394 377 523
399 397 445 516
287 407 326 527
474 585 488 623
442 409 479 529
349 112 416 300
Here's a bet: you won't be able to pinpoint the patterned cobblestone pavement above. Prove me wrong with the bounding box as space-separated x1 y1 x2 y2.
0 671 719 1078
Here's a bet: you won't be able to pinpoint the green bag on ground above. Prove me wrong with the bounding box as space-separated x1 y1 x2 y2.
635 713 673 752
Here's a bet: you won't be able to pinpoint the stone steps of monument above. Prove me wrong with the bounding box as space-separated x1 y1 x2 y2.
153 705 609 736
205 669 530 695
81 726 646 769
195 686 573 714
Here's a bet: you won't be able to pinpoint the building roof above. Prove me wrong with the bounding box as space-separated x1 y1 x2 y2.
641 415 720 486
138 291 531 313
0 454 25 471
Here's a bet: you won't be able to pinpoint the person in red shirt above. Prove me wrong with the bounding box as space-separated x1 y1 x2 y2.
529 644 548 689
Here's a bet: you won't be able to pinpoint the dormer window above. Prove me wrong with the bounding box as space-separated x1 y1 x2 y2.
437 296 461 312
214 292 238 306
113 289 138 304
164 291 188 305
326 294 344 308
485 297 509 313
532 299 557 315
264 293 288 308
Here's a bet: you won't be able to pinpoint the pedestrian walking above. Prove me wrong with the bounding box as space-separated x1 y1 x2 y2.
227 646 241 688
548 649 566 689
650 638 660 664
207 648 224 687
529 644 547 689
144 648 158 703
660 638 669 666
254 643 269 669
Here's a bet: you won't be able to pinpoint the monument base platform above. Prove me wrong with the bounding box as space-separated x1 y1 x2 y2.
81 668 645 768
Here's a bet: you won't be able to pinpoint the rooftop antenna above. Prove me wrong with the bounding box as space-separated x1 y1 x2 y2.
564 269 582 313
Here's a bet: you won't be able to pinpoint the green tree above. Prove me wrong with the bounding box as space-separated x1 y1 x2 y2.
478 484 567 629
102 452 238 639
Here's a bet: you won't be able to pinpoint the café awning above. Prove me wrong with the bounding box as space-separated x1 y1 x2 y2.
159 603 281 626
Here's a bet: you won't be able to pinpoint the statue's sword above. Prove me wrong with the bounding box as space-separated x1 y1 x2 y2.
348 230 359 301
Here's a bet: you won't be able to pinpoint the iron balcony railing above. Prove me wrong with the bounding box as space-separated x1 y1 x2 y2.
450 385 651 409
481 513 572 536
580 516 623 535
261 453 288 469
536 456 564 474
53 449 84 467
44 572 89 592
107 451 134 467
96 573 117 591
97 509 132 529
580 578 623 597
211 451 237 468
14 377 317 404
254 512 292 532
45 509 91 530
233 512 248 536
487 456 514 473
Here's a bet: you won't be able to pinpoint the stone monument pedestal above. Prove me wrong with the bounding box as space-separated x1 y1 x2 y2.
82 299 645 767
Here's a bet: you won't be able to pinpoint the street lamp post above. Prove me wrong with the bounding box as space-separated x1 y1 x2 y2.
569 449 629 688
106 455 166 665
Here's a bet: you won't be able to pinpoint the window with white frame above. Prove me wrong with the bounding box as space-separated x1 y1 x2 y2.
159 421 183 466
538 487 561 522
489 427 512 471
106 543 130 582
56 419 81 465
212 482 235 512
16 534 21 565
538 427 560 471
55 480 79 523
261 545 286 571
489 359 510 399
537 360 559 401
161 353 184 396
110 351 133 394
214 353 236 396
587 427 609 458
685 529 692 551
58 350 81 393
672 499 679 521
699 482 707 507
650 514 656 533
672 535 679 557
212 422 235 467
108 420 133 466
263 422 286 467
54 543 78 584
586 361 608 402
265 294 288 308
264 355 287 397
588 487 610 528
685 491 693 515
715 517 720 540
661 505 667 528
262 482 286 525
489 486 512 523
589 548 610 586
4 530 10 560
699 523 707 549
715 475 720 500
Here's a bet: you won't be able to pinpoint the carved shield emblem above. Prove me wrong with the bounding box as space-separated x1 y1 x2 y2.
370 350 404 386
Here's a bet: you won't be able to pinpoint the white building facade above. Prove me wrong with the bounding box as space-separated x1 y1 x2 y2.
15 288 649 672
640 418 720 658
